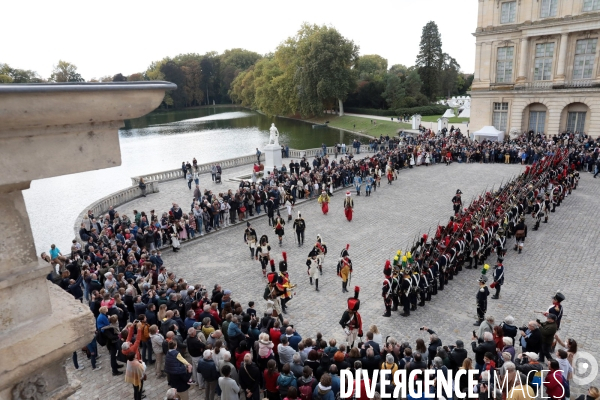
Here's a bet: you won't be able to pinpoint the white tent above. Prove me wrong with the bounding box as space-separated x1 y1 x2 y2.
458 108 470 118
472 125 504 142
442 108 455 118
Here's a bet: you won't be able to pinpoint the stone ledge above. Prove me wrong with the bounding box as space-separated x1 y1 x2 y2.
0 281 95 394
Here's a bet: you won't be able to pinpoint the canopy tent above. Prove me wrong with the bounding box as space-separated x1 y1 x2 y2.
472 126 504 142
458 108 470 118
442 108 455 118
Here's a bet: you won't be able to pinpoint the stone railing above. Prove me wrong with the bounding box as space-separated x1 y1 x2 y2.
130 153 265 185
74 146 374 242
562 80 594 88
73 181 159 239
288 145 371 159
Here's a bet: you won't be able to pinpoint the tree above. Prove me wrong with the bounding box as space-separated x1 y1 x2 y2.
292 24 359 116
160 61 186 108
127 73 144 81
355 54 388 80
381 74 405 110
112 73 127 82
439 53 461 98
415 21 443 99
0 63 42 83
219 48 262 102
99 75 114 82
49 60 84 82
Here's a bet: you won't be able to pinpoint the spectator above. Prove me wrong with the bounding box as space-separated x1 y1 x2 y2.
197 350 219 400
218 364 240 400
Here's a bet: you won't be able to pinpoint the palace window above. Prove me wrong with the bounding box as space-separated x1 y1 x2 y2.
583 0 600 11
492 102 509 132
540 0 558 17
534 43 555 81
501 1 517 23
529 111 546 133
496 47 514 82
566 112 586 133
573 39 597 80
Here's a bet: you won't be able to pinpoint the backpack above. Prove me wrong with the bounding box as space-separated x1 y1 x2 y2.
299 381 314 400
96 329 107 346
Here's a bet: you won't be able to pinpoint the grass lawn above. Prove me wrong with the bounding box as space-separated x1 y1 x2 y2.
420 115 470 124
307 115 412 137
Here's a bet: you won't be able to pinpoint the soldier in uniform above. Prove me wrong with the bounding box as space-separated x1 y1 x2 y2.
243 222 258 259
410 270 420 312
292 212 306 246
452 189 463 215
273 211 286 245
264 268 284 323
337 244 352 274
544 292 565 330
493 229 506 262
340 258 351 294
491 258 504 299
531 196 543 231
419 268 429 306
543 192 551 224
306 253 320 291
400 270 412 317
339 286 363 347
391 267 400 311
277 252 295 314
382 261 392 317
513 216 527 254
256 235 271 278
315 234 328 272
475 275 490 326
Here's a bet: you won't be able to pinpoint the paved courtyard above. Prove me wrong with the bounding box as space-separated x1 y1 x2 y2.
67 160 600 399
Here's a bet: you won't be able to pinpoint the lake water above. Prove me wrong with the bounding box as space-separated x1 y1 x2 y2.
24 106 366 254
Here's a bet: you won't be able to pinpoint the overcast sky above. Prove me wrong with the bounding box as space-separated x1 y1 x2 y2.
2 0 477 80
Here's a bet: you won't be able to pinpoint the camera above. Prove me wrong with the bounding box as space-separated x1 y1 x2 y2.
519 326 527 331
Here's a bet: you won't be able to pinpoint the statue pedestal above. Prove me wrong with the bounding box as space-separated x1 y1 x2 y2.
0 82 174 399
263 144 283 173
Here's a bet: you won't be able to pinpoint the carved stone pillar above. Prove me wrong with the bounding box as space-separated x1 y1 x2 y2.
0 82 175 399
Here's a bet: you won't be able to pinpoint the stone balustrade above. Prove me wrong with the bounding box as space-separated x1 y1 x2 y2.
74 145 372 240
130 153 266 186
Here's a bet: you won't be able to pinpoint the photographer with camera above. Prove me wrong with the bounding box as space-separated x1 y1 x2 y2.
519 321 541 354
421 326 442 368
448 340 468 373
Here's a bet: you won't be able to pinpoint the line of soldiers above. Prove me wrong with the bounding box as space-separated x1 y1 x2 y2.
382 148 579 322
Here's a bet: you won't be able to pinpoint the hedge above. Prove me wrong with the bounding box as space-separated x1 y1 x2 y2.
395 105 450 116
344 105 449 117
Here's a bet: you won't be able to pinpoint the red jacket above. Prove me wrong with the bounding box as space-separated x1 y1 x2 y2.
122 324 142 360
544 369 564 400
263 370 280 392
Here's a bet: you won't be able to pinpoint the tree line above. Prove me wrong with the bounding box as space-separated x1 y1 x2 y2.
1 21 472 116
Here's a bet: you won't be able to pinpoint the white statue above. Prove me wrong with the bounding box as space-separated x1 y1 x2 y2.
268 123 280 145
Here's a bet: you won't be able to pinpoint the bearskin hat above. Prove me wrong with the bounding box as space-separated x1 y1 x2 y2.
279 252 287 273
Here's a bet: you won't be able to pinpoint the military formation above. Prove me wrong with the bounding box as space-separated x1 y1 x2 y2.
381 148 578 324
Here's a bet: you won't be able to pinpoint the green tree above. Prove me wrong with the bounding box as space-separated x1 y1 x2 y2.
160 61 186 108
439 53 461 98
415 21 443 99
219 48 262 102
0 63 42 83
381 73 405 110
292 24 359 116
49 60 84 82
355 54 388 80
127 73 144 81
145 59 173 108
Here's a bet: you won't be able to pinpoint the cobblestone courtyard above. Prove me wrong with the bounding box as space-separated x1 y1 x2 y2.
67 160 600 399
